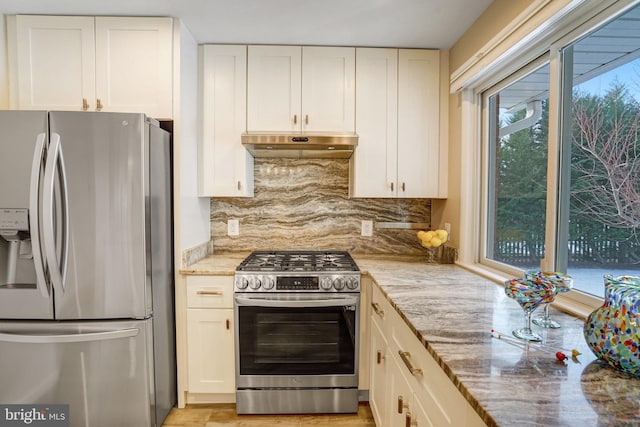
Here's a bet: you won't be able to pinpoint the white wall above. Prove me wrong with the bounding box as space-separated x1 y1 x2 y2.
0 15 9 108
174 20 210 255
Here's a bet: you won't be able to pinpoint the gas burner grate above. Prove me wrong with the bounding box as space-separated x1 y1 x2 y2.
237 250 359 273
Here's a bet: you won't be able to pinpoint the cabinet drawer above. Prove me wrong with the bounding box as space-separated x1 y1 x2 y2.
186 276 234 308
390 313 471 427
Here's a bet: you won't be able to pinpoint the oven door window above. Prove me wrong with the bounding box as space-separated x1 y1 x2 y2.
237 305 357 375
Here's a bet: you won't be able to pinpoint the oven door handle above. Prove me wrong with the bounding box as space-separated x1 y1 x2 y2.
234 295 359 308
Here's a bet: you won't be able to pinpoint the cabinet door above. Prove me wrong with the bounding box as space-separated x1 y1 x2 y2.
369 318 390 427
199 45 253 197
352 48 398 197
388 354 415 427
247 45 301 132
95 17 173 119
397 49 440 198
187 308 235 394
13 15 95 111
302 46 355 133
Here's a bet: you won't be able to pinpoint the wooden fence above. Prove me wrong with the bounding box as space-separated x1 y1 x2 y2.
494 235 639 267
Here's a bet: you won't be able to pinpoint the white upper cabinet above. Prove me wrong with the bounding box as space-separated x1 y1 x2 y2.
301 46 355 133
247 45 301 133
199 45 253 197
397 49 442 198
12 15 96 112
351 48 445 198
94 17 173 118
351 48 398 198
247 45 355 134
10 15 173 119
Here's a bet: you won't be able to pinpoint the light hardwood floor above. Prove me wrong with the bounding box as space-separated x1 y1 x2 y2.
162 403 376 427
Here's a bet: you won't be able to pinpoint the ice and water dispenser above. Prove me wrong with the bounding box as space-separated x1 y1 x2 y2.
0 208 36 288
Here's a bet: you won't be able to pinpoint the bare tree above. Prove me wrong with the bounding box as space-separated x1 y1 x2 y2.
571 90 640 232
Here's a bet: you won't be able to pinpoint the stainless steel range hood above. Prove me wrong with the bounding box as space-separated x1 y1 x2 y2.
241 133 358 159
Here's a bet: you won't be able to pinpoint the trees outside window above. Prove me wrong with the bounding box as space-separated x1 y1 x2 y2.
482 3 640 298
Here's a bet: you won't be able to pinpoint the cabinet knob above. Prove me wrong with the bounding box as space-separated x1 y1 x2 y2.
293 114 297 125
82 98 89 111
377 350 385 364
237 181 241 191
402 182 406 192
390 182 394 192
96 99 103 112
226 319 230 330
305 114 309 125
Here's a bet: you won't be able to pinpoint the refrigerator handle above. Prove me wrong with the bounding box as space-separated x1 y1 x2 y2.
0 328 139 344
29 133 50 298
42 133 70 294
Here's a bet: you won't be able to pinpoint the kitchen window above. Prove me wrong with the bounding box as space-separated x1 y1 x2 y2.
481 60 550 276
473 1 640 302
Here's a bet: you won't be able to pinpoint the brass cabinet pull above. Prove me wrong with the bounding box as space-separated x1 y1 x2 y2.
305 114 309 125
226 319 230 330
406 412 417 427
377 350 385 364
397 395 408 414
293 114 297 125
371 302 384 318
96 99 103 112
82 98 89 111
196 290 223 296
402 182 406 192
399 351 423 377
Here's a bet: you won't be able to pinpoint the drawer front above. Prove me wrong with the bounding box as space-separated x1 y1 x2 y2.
186 275 234 308
390 314 469 427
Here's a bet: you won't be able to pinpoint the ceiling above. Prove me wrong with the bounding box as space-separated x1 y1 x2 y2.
0 0 493 49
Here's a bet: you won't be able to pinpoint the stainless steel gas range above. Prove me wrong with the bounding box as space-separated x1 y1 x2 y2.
234 250 360 414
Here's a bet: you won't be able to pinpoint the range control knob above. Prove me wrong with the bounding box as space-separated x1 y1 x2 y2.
236 277 249 290
249 277 261 290
263 276 275 290
333 277 345 290
320 277 333 290
346 277 359 290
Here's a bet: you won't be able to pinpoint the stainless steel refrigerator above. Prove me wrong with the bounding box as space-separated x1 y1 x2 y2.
0 111 176 426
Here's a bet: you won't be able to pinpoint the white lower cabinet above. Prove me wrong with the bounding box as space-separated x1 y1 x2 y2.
369 282 486 427
185 276 235 398
389 356 430 427
369 316 390 425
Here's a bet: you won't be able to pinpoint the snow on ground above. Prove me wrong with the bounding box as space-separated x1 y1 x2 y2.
567 267 639 297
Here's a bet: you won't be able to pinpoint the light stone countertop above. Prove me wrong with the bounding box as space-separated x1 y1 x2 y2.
181 253 640 426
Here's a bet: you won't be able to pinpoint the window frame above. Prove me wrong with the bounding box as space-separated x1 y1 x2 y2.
457 0 640 314
479 55 551 276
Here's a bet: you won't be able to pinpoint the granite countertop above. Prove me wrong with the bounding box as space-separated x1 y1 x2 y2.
181 253 640 426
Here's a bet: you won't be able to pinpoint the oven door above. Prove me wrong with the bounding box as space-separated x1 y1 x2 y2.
234 293 359 389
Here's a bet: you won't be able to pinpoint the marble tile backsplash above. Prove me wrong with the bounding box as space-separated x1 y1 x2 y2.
210 158 432 255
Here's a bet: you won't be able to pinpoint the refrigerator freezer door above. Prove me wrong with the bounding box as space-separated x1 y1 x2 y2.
0 111 53 319
48 112 151 320
0 319 155 427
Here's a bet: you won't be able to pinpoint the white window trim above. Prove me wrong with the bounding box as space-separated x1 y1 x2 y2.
456 0 640 314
